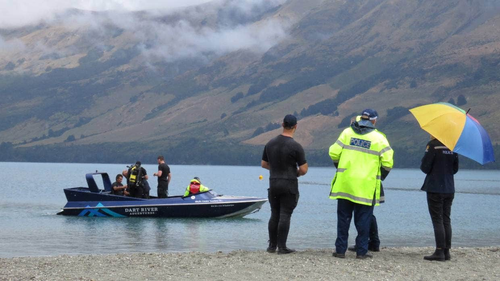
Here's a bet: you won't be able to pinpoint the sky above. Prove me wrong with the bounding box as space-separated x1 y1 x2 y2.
0 0 213 28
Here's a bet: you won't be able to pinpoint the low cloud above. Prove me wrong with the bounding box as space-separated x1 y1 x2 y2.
20 1 286 62
0 0 212 28
0 35 25 53
1 0 289 68
121 14 288 62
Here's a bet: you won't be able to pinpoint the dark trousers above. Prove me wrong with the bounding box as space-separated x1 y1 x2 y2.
335 199 374 256
352 215 379 250
268 181 299 249
128 184 144 198
427 192 454 249
157 181 169 198
369 215 380 249
143 180 150 199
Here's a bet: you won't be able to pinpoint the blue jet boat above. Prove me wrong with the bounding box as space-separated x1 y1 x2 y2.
58 172 267 218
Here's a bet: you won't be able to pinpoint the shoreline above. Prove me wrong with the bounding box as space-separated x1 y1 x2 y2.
1 247 499 280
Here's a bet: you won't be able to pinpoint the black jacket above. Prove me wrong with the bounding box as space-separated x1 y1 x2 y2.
420 139 459 193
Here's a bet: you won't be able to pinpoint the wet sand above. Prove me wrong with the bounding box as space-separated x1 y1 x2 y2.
1 247 499 281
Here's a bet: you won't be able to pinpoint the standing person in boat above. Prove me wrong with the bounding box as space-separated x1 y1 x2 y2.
329 109 393 259
153 155 171 198
111 174 129 196
183 177 210 197
421 135 459 262
261 114 308 255
123 161 148 198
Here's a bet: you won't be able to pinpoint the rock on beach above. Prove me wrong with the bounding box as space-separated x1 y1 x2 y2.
1 247 499 281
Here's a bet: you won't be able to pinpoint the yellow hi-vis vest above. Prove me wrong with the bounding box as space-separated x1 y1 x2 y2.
183 179 210 197
329 127 394 206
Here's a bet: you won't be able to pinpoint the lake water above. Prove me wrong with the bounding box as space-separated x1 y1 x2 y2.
1 162 499 258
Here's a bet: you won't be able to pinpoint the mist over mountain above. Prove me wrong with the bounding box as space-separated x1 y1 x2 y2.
1 0 499 168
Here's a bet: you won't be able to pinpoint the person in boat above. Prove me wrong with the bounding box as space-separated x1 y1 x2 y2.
123 161 149 198
183 177 210 197
111 174 129 196
153 155 171 198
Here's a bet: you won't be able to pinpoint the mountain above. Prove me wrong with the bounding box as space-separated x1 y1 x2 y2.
1 0 499 168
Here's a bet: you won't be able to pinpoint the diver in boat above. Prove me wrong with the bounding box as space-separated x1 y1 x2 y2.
125 161 149 198
183 177 210 197
111 174 129 196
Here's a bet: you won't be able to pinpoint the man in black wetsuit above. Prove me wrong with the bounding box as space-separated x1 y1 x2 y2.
261 114 308 254
421 135 459 261
154 155 171 198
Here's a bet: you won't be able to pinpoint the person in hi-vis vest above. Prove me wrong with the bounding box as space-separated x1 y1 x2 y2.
329 109 393 259
184 177 210 197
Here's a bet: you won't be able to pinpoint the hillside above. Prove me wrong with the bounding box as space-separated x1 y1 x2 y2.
1 0 499 168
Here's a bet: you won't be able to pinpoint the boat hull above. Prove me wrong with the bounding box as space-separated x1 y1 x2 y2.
59 187 267 218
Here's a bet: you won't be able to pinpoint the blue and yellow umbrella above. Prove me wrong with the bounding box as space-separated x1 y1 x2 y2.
409 102 495 165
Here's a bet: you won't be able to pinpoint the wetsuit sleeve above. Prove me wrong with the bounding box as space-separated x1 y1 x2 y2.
262 145 268 162
420 142 435 174
184 186 190 197
296 143 307 166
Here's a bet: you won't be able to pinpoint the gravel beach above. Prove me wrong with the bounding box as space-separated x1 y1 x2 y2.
1 247 499 281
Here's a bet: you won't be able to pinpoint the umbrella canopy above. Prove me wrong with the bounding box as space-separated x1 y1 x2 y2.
409 102 495 165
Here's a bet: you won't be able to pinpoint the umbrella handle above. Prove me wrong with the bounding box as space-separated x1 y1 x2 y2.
466 108 471 114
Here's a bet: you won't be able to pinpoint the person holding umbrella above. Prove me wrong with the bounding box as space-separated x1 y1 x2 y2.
410 102 495 261
420 135 459 261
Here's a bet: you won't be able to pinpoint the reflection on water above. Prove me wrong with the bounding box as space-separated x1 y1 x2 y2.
185 220 204 250
0 162 499 258
153 219 170 250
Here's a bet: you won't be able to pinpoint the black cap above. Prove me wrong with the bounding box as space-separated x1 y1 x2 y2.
283 114 297 127
135 161 141 166
361 109 378 120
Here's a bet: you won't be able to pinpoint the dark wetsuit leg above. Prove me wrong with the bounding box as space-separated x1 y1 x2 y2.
268 179 299 249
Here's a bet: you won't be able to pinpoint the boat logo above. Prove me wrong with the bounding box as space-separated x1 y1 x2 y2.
78 203 126 217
